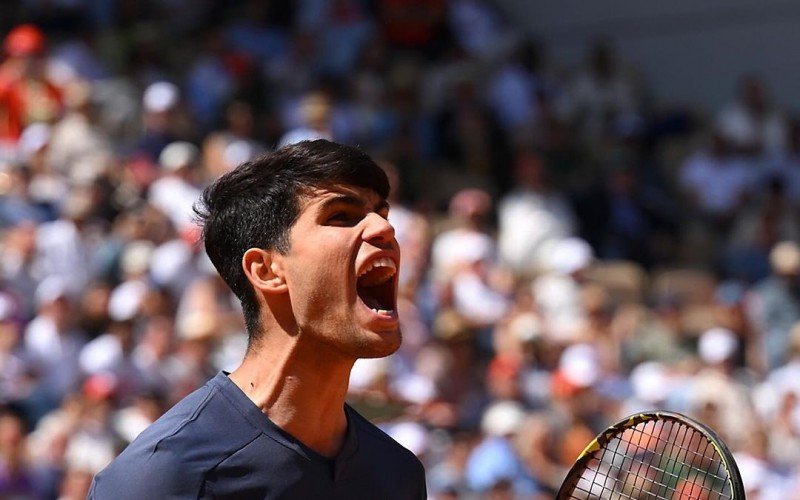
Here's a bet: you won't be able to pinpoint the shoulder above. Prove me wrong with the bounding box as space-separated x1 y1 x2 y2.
344 407 426 499
90 375 262 499
346 406 424 474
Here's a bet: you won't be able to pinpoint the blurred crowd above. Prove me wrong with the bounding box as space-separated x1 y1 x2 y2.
2 1 800 499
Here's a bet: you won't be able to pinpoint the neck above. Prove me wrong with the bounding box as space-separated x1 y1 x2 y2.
229 332 354 458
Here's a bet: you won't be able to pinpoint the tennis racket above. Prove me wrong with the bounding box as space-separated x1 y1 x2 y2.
557 411 745 499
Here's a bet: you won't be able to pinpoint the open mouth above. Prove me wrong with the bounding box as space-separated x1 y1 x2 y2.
356 257 397 315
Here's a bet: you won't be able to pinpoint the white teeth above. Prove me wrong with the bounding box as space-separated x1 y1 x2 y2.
358 257 397 277
371 308 394 315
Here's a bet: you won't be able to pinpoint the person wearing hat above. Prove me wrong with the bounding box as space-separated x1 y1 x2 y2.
430 187 496 284
23 277 86 410
148 141 203 235
464 400 538 496
134 81 181 162
497 151 576 277
748 240 800 370
0 25 63 146
90 140 425 498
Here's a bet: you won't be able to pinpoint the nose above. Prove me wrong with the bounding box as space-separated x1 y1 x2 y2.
362 212 396 245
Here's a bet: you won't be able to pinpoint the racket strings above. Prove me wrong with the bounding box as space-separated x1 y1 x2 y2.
567 419 733 499
572 453 722 500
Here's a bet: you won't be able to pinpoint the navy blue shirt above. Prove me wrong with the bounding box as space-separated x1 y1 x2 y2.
89 372 426 499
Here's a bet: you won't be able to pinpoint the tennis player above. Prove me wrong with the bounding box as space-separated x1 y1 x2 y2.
89 140 426 499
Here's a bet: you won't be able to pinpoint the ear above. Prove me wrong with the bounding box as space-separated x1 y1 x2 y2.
242 248 288 295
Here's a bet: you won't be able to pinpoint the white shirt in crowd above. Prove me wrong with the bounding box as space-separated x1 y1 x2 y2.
498 190 576 275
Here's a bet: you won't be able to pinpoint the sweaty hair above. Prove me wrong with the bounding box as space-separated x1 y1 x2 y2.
194 140 389 342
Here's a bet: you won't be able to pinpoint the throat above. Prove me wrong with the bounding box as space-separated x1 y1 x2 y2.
229 352 352 457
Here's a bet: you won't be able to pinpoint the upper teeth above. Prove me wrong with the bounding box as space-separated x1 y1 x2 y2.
358 257 397 277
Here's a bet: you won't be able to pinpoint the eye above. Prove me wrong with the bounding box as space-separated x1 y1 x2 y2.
326 211 361 226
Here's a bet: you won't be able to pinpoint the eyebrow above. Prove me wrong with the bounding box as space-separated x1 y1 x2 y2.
319 194 390 213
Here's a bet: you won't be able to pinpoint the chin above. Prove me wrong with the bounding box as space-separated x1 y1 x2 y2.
353 326 403 359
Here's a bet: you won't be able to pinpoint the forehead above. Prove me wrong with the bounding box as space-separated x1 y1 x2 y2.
298 184 387 211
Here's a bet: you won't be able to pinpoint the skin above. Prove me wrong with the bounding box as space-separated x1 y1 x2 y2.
229 183 401 458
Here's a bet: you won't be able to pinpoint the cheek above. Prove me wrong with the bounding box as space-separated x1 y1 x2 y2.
288 235 356 309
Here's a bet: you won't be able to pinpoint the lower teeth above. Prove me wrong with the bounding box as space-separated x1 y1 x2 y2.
372 308 393 314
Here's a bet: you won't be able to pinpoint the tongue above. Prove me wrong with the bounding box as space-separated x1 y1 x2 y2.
362 295 383 310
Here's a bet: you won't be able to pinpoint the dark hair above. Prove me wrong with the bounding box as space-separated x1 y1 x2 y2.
194 140 389 342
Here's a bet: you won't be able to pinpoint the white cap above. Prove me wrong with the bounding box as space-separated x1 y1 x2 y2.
630 362 671 403
698 327 738 364
121 240 155 277
481 400 526 436
108 280 148 321
143 81 179 113
35 276 68 307
547 237 593 275
159 141 198 171
559 343 601 388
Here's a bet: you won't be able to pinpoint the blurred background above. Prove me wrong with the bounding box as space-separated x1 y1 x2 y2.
0 0 799 498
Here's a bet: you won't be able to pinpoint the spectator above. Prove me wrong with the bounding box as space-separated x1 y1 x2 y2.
134 81 181 162
485 41 542 141
716 75 787 157
561 39 641 145
755 322 800 466
147 141 203 235
431 188 496 284
726 177 799 282
679 132 754 231
0 222 39 315
35 186 99 294
23 278 85 414
498 151 576 276
465 400 535 495
689 327 759 449
78 319 145 403
0 294 28 405
47 80 112 184
0 409 36 497
202 100 268 180
748 241 800 370
0 25 63 153
532 238 594 342
277 90 334 148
